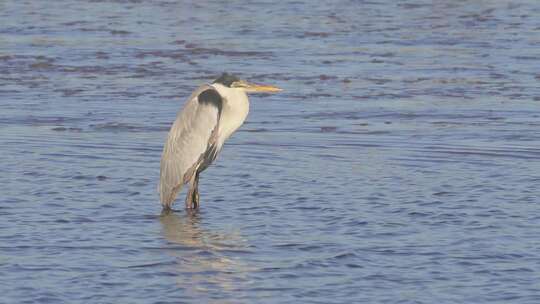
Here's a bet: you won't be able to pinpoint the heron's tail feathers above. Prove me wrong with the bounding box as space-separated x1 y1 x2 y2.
159 183 182 210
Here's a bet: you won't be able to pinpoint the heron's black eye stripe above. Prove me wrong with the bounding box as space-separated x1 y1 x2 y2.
213 72 240 87
198 89 222 112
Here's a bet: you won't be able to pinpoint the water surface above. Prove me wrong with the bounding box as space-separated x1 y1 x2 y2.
1 0 540 303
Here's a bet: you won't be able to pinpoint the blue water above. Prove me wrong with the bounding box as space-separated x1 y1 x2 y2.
1 0 540 303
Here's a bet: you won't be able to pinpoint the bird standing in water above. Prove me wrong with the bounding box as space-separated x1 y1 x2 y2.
159 73 281 210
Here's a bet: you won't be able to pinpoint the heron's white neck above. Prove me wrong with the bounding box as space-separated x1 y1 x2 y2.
211 83 250 146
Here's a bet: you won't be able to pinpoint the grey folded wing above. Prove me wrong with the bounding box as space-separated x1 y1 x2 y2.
159 85 222 207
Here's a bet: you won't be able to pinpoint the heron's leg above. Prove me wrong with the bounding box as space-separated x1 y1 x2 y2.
185 172 200 209
185 181 195 209
192 172 200 208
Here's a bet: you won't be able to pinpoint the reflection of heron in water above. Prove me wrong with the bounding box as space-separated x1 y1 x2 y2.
159 210 251 296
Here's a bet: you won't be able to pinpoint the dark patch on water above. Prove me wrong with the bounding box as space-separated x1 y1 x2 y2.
300 31 331 38
89 122 169 133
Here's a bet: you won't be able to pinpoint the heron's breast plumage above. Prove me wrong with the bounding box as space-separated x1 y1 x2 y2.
212 84 250 147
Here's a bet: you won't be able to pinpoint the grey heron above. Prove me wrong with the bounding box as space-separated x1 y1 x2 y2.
159 73 281 210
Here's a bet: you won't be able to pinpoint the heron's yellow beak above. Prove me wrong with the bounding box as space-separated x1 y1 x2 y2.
240 81 282 93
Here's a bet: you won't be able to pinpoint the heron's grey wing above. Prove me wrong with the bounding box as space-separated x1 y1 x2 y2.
159 85 222 208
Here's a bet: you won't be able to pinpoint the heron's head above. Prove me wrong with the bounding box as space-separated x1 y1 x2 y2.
213 73 282 93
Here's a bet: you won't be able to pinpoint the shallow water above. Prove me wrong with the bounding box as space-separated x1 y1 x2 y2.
1 0 540 303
